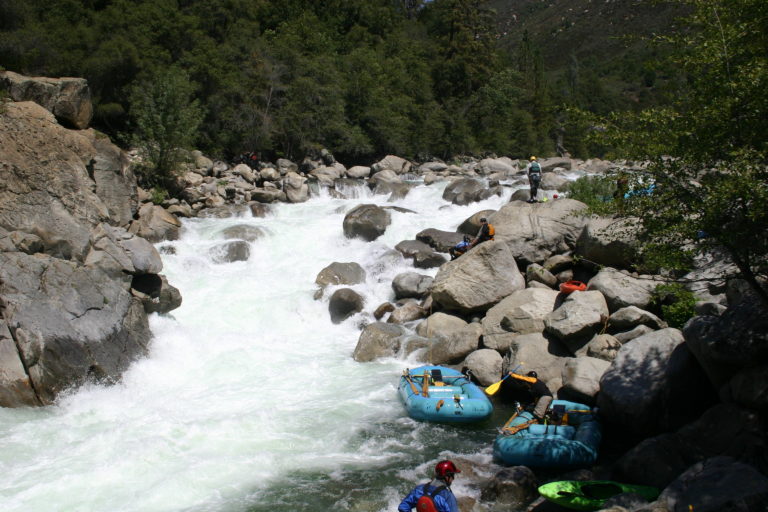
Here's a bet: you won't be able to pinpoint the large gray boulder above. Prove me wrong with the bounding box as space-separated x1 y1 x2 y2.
490 199 588 264
503 333 571 392
387 301 428 325
85 224 163 277
479 466 539 510
0 102 109 260
539 172 571 191
352 323 406 362
598 328 715 436
431 241 525 313
346 166 371 179
683 299 768 389
587 267 660 312
416 312 467 340
719 364 768 411
442 178 487 205
585 333 622 361
220 225 267 242
315 262 366 288
426 323 482 366
617 405 768 489
416 228 464 253
544 290 609 353
372 154 412 175
368 169 402 187
659 457 768 512
0 70 93 129
343 204 391 241
481 288 559 353
0 98 179 408
394 240 447 269
477 157 515 176
456 210 497 235
328 288 364 324
463 348 503 386
392 272 433 299
129 203 182 243
209 240 250 263
575 216 639 269
608 305 667 331
0 252 151 406
283 171 310 203
559 357 611 405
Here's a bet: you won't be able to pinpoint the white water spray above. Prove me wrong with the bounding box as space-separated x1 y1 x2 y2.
0 180 527 511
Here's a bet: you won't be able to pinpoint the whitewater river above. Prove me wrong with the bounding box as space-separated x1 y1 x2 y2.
0 179 542 511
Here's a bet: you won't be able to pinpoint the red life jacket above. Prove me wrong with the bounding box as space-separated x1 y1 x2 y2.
416 484 446 512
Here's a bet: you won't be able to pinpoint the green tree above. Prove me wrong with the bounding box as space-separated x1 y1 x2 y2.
592 0 768 306
128 66 203 193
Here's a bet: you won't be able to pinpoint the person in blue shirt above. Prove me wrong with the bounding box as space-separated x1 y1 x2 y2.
449 235 472 260
398 460 461 512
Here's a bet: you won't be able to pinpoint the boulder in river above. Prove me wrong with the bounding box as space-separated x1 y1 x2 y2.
343 204 391 241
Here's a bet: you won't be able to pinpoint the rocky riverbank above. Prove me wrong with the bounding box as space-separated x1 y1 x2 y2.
1 73 766 511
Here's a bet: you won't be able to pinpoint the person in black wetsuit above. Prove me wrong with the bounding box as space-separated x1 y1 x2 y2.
470 218 495 248
500 370 553 419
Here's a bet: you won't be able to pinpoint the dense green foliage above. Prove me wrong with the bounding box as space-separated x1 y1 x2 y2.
589 0 768 305
0 0 650 164
652 283 697 328
129 66 203 192
565 175 618 214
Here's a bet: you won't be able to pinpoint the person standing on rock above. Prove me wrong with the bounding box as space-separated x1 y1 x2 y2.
470 218 494 248
398 460 461 512
526 156 542 203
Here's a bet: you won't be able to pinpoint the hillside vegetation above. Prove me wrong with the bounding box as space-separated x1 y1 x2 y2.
0 0 674 163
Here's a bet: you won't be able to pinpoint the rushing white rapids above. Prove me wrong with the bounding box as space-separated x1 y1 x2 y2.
0 179 542 511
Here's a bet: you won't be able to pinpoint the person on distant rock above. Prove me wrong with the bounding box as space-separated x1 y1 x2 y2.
470 217 494 248
500 370 553 419
398 460 461 512
614 172 629 213
526 156 542 203
449 235 472 260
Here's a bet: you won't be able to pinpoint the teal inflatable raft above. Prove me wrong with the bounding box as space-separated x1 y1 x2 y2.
538 480 660 511
398 366 493 423
493 399 600 467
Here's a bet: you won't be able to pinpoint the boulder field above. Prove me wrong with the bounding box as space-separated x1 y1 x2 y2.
340 202 767 511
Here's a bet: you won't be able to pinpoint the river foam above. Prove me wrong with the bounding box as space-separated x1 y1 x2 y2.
0 179 525 511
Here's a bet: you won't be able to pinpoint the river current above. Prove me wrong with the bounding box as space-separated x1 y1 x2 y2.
0 179 548 511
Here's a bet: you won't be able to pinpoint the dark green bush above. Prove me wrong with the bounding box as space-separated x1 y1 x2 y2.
566 175 619 214
652 283 697 328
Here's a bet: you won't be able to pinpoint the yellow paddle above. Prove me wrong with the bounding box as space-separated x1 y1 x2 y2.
485 363 523 396
402 371 421 396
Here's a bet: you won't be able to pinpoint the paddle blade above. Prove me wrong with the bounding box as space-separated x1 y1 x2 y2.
485 379 504 395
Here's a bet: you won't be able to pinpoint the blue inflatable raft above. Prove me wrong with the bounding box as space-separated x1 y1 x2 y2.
398 365 493 423
493 399 601 467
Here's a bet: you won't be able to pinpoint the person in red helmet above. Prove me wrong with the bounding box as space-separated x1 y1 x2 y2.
398 460 460 512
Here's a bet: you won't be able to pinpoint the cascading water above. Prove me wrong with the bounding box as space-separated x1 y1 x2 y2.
0 179 538 512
